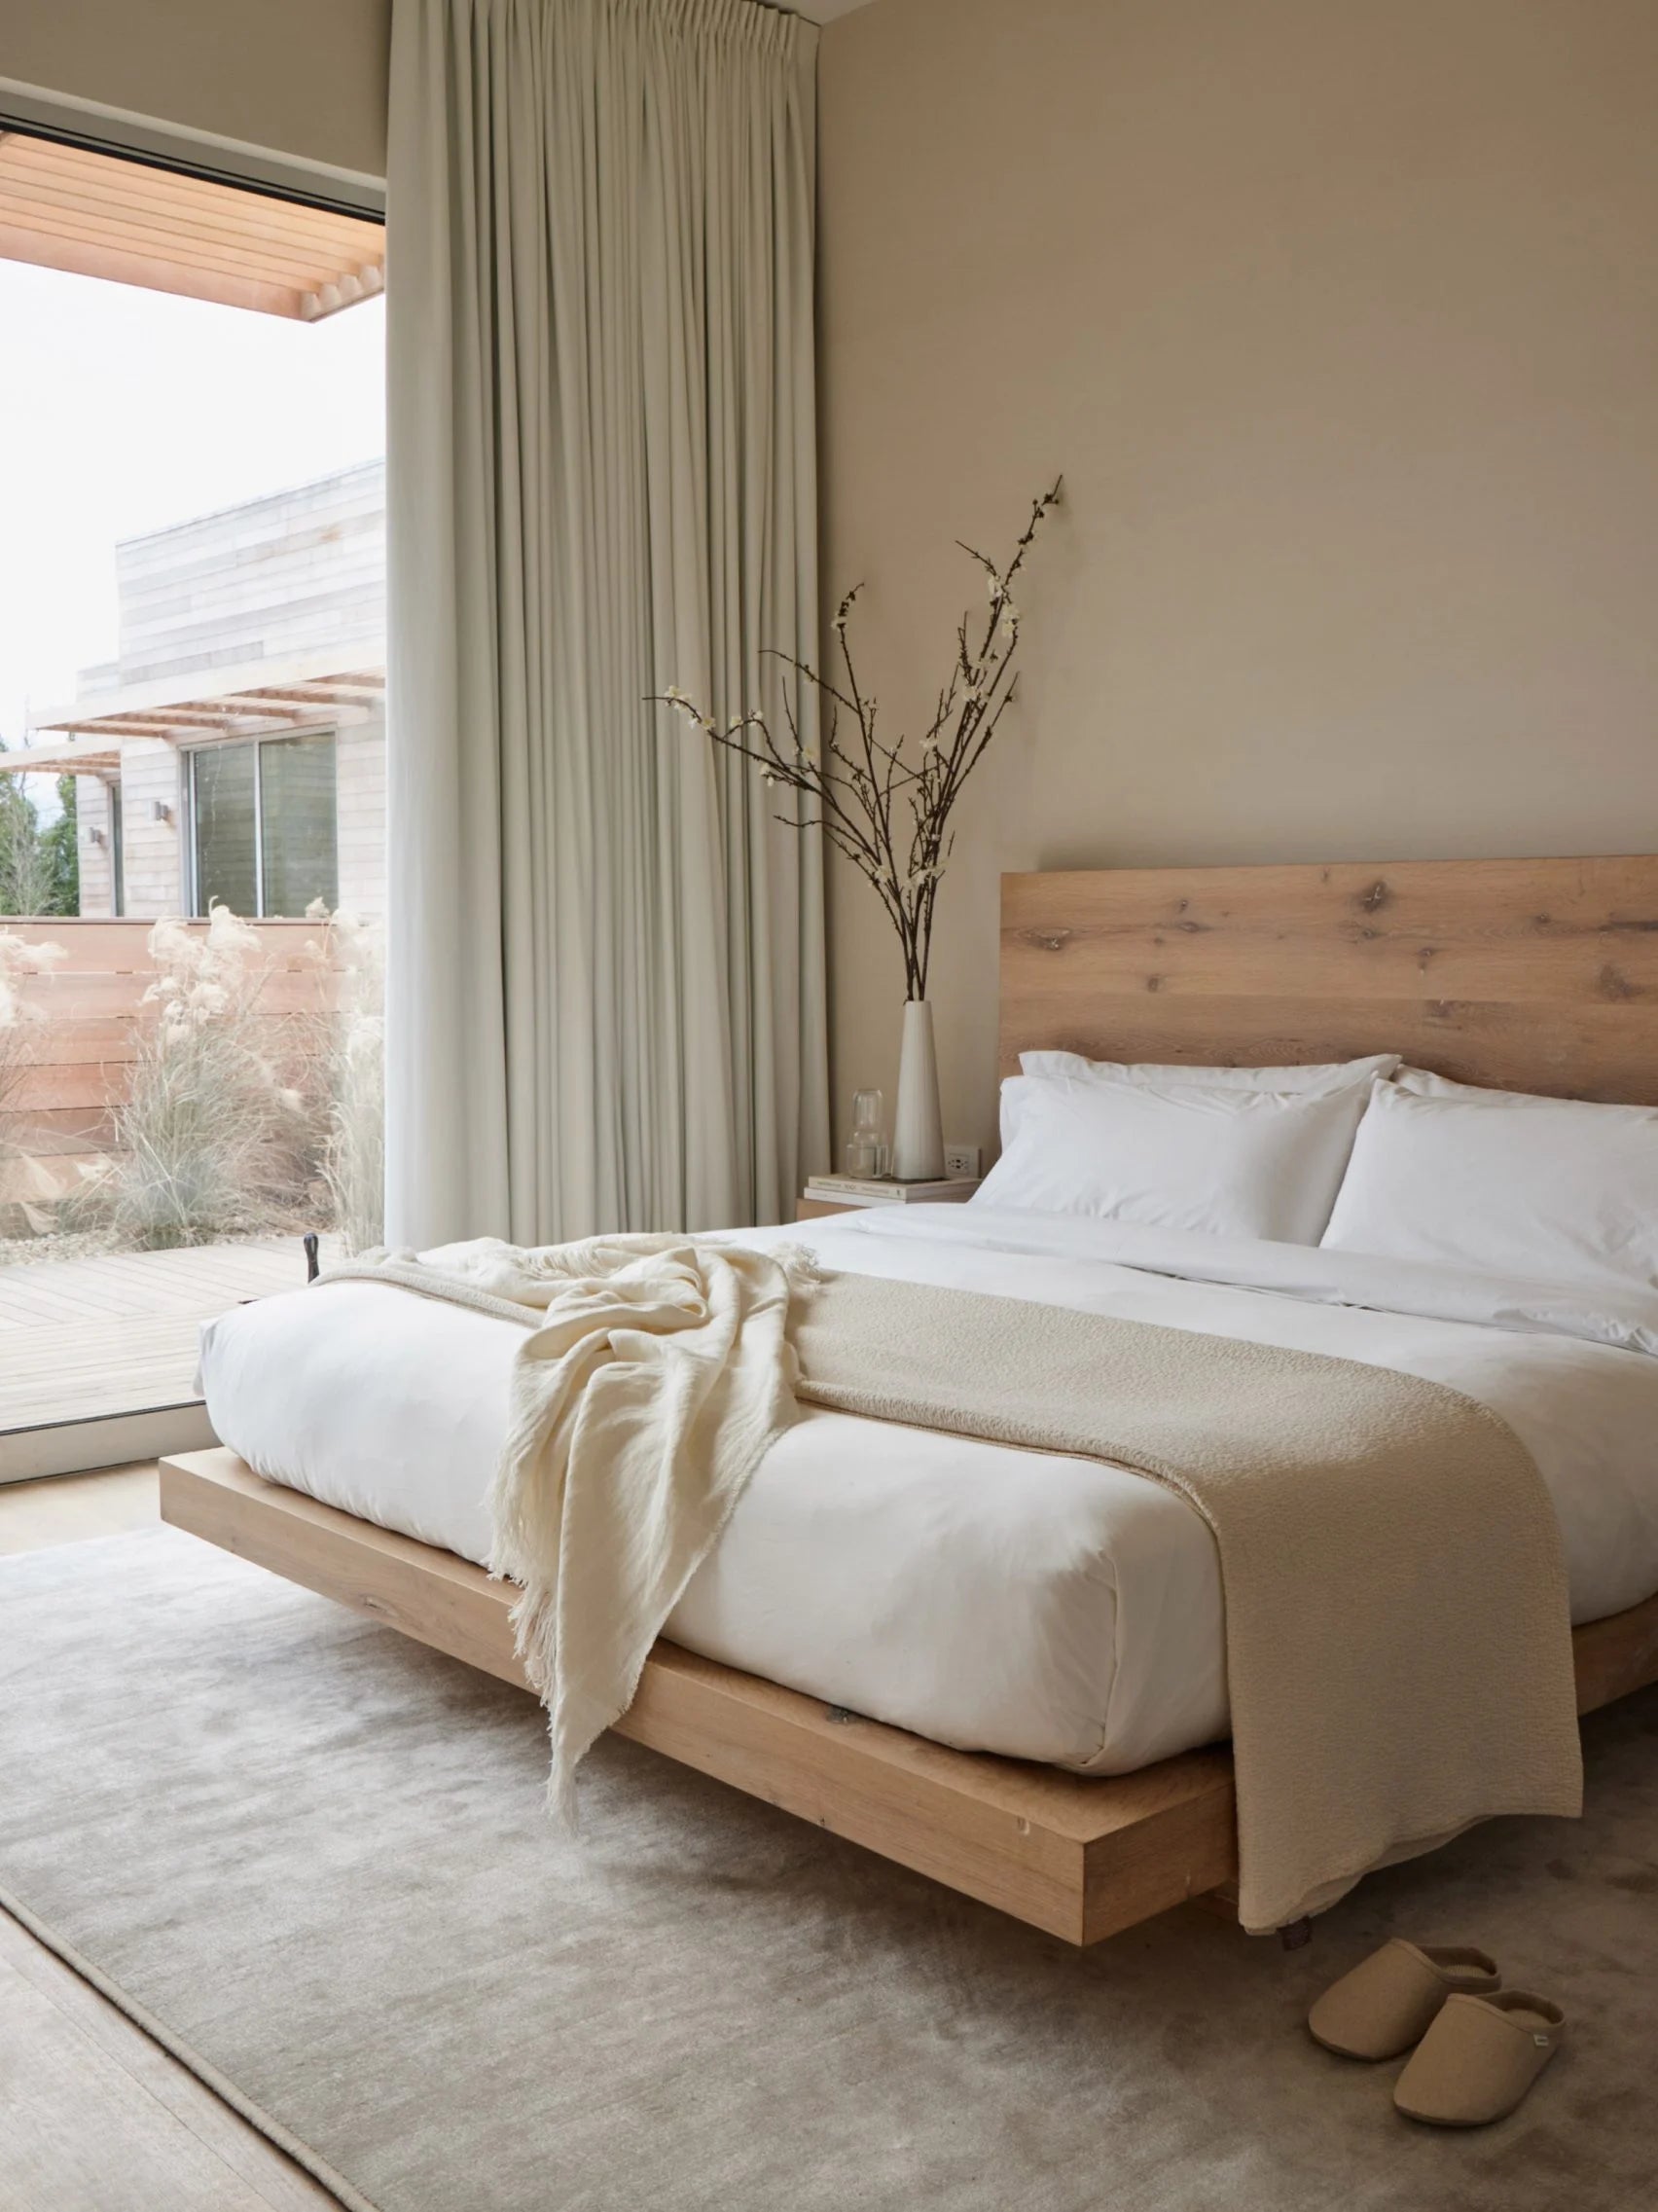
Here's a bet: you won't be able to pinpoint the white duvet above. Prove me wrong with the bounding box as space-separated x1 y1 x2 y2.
197 1206 1658 1775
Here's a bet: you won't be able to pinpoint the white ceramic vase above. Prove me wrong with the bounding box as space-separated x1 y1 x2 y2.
892 998 946 1181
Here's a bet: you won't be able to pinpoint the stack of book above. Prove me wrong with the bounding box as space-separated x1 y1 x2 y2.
804 1174 981 1206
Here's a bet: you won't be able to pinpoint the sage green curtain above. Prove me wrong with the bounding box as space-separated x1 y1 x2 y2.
385 0 828 1248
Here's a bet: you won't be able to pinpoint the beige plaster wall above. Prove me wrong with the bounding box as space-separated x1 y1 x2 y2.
3 0 389 178
817 0 1658 1160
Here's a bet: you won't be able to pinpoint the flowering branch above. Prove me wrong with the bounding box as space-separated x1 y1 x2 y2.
652 480 1062 1001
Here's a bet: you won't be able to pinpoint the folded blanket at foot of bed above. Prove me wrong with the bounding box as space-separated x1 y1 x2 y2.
318 1235 1582 1933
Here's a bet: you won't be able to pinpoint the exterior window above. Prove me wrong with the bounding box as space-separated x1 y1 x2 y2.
189 733 338 918
190 743 257 915
259 731 338 917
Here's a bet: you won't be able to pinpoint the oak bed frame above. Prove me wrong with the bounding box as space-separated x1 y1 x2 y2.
162 854 1658 1947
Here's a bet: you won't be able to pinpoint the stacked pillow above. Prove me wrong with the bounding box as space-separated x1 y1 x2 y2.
973 1053 1396 1245
976 1046 1658 1293
1320 1070 1658 1290
1015 1051 1400 1092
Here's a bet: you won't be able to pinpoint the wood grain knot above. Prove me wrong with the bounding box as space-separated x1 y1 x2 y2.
1358 880 1390 913
1023 929 1072 954
1599 963 1638 1002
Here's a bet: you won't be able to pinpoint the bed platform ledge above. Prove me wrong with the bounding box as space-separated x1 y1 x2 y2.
158 1448 1241 1946
160 1448 1658 1947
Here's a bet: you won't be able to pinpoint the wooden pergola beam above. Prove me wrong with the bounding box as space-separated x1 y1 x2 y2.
239 684 386 708
27 642 384 736
159 705 317 727
0 132 383 324
0 747 123 776
48 718 200 739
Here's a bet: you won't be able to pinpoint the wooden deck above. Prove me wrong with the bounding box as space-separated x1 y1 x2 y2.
0 1240 315 1456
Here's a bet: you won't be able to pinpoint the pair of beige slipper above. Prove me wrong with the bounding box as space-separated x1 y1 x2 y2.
1309 1940 1566 2126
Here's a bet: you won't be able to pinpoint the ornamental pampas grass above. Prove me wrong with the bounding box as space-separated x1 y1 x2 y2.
0 928 66 1142
66 905 293 1249
304 901 385 1254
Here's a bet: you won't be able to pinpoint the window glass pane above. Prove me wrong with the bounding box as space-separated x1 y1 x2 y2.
259 732 338 917
191 745 256 917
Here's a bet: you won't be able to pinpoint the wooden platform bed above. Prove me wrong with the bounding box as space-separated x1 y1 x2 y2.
163 855 1658 1948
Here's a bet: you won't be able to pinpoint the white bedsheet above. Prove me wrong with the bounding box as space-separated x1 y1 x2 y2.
197 1207 1658 1775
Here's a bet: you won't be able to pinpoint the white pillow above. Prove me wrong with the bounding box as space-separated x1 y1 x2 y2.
975 1073 1375 1244
1001 1052 1392 1147
1021 1050 1398 1092
1321 1080 1658 1288
1396 1068 1570 1106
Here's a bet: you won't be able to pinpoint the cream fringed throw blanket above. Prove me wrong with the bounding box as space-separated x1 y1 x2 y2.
324 1239 1582 1932
333 1236 806 1825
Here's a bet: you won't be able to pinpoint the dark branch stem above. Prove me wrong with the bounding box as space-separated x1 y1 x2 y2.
652 480 1060 1005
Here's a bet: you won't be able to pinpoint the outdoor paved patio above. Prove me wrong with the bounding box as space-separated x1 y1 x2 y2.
0 1239 318 1432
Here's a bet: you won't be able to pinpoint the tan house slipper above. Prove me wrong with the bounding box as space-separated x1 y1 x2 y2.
1393 1990 1566 2126
1308 1940 1500 2060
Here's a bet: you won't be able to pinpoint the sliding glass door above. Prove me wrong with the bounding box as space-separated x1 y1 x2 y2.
0 117 383 1475
188 732 339 920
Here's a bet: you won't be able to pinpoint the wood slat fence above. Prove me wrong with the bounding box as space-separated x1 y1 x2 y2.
3 920 339 1179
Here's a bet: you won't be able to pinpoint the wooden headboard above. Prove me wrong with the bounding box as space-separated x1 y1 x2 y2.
1000 856 1658 1106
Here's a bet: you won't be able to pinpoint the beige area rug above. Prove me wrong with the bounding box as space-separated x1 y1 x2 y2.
1 1530 1655 2212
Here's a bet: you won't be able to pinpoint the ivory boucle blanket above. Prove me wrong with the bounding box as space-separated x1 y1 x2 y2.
322 1238 1583 1932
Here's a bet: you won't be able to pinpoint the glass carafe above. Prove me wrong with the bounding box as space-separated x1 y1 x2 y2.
846 1088 889 1179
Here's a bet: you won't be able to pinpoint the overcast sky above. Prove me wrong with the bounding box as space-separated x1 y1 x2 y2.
0 259 384 811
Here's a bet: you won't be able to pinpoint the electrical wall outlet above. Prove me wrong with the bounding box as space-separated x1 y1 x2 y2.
943 1143 981 1178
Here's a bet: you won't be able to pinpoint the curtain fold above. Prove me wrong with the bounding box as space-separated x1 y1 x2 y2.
385 0 828 1248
